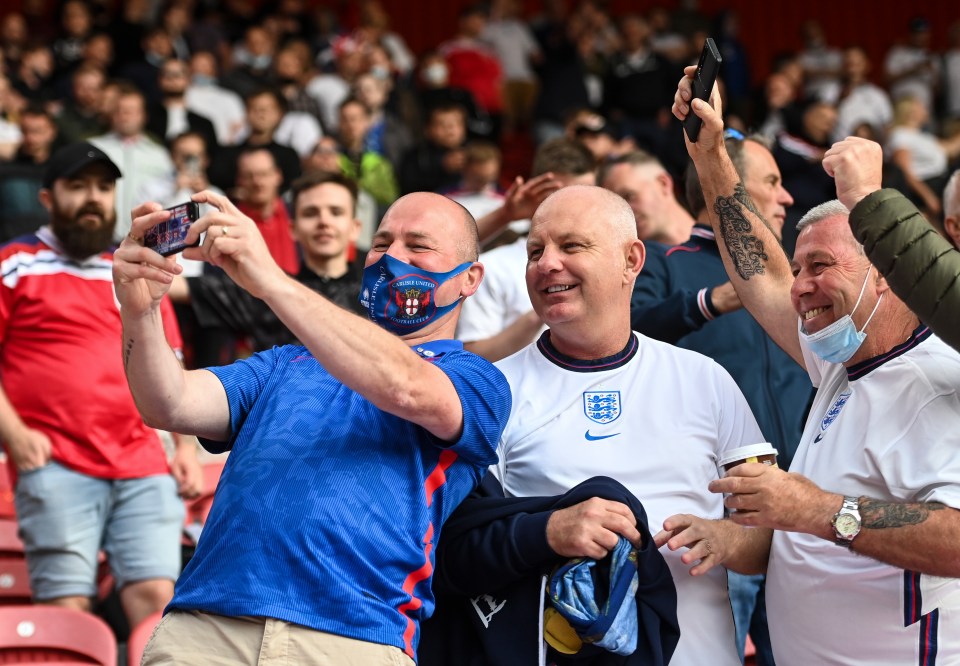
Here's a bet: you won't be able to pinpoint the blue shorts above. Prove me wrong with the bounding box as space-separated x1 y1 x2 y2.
14 461 184 601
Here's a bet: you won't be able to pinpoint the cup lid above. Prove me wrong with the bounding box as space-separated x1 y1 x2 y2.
718 443 778 468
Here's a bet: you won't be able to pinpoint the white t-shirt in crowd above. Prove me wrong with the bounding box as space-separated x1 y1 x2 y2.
456 236 545 343
887 126 948 181
493 333 764 666
767 325 960 665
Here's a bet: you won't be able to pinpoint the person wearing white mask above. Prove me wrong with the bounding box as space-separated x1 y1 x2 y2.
661 69 960 665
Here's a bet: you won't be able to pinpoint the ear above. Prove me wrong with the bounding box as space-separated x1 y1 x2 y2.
656 171 674 196
38 188 53 212
458 262 485 299
624 239 645 284
872 265 891 295
944 216 960 250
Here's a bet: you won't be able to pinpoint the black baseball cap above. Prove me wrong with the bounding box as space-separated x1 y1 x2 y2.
573 115 613 137
43 142 122 188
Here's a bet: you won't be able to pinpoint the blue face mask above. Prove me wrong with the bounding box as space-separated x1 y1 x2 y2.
359 254 472 335
799 267 883 364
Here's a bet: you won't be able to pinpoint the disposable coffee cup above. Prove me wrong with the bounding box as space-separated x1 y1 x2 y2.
718 443 778 475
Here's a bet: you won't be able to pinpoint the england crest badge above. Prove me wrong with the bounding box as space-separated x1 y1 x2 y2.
813 390 851 443
583 391 621 424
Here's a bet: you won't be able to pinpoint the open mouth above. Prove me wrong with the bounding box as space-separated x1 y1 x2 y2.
803 305 830 321
545 284 574 294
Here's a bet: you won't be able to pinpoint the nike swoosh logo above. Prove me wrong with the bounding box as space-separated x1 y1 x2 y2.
584 430 620 441
814 432 825 443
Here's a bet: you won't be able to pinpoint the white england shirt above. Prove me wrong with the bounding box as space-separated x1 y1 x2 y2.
494 332 764 666
767 326 960 665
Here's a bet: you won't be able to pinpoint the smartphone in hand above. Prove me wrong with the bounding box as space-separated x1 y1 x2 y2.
144 201 201 257
683 37 722 143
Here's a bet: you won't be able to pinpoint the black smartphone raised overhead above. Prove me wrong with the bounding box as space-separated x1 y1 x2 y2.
144 201 201 257
683 37 722 143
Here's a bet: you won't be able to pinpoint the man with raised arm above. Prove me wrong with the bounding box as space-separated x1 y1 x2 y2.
663 68 960 663
114 190 511 665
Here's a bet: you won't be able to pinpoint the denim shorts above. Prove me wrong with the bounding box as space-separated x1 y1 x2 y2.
14 461 184 601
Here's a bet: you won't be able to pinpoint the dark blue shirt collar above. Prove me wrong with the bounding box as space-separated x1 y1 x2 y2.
537 331 638 373
846 325 931 381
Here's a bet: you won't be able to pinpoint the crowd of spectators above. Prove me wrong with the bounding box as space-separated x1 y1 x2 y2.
3 0 960 660
3 3 960 260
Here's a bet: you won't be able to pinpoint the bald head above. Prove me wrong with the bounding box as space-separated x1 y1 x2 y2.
525 185 645 357
380 192 480 263
534 185 638 244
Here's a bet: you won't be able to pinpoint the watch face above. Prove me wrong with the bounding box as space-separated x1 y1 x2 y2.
835 513 860 537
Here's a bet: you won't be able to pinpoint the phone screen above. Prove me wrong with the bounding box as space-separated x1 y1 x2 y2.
144 202 201 257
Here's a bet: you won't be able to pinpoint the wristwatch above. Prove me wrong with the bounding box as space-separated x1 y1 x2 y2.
832 496 862 547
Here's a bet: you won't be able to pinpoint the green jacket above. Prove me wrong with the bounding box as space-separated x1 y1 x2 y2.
850 188 960 353
338 152 399 207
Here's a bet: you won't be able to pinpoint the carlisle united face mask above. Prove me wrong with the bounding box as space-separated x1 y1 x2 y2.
799 266 883 364
359 254 471 335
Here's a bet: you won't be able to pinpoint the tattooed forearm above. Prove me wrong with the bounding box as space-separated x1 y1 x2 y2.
859 498 947 529
732 181 763 220
713 183 769 280
123 338 134 369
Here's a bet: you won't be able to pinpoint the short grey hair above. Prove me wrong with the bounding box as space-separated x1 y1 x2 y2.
796 199 850 231
796 199 864 255
944 169 960 220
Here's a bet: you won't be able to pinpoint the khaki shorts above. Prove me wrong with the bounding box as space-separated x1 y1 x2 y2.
142 610 415 666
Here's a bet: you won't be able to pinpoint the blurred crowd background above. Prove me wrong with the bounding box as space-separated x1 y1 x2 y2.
1 0 959 359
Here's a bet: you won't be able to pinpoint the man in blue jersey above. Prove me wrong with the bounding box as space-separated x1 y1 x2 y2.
112 189 511 665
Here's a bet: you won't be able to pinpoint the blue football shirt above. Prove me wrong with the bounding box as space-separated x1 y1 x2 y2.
168 340 510 659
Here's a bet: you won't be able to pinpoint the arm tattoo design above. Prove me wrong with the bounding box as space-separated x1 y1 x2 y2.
123 338 134 369
713 182 769 280
859 497 947 529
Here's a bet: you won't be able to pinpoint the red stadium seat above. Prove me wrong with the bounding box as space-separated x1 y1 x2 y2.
183 460 226 545
0 454 16 520
126 610 163 666
0 605 117 665
0 557 32 605
0 521 23 557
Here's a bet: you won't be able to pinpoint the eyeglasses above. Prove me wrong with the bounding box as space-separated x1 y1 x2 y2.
723 128 745 141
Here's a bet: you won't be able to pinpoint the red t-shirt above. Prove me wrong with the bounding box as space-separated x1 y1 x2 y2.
441 38 504 113
238 199 301 275
0 228 182 480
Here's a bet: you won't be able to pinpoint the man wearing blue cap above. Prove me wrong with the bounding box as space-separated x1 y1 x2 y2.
0 142 202 629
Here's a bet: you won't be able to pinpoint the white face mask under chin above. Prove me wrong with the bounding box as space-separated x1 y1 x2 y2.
798 266 883 364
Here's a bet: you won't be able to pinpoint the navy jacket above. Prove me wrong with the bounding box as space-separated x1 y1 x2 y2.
418 475 680 666
630 228 812 469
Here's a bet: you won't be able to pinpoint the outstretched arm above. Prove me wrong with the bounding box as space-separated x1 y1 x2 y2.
474 173 562 243
180 191 479 442
113 205 231 441
672 67 804 366
714 464 960 577
824 137 960 354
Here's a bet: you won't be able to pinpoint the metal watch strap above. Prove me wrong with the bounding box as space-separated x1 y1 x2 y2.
833 496 861 547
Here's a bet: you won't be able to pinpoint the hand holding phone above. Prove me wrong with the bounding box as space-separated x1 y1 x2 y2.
144 202 201 257
683 38 722 143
